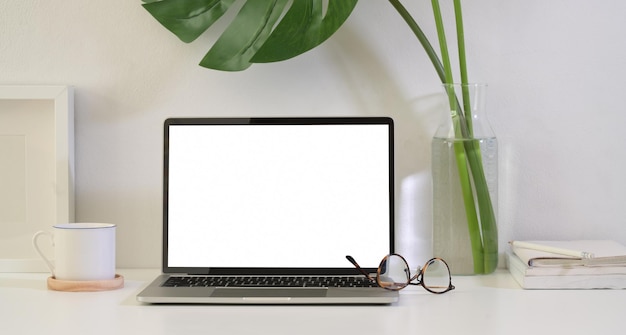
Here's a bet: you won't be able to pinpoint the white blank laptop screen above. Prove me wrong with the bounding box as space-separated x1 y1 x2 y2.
166 121 392 270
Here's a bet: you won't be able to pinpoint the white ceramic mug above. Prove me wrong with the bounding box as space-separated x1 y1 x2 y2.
32 223 116 281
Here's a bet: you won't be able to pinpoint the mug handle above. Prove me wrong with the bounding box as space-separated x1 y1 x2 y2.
32 231 55 277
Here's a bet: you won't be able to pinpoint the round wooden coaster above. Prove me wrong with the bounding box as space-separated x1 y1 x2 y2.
47 274 124 292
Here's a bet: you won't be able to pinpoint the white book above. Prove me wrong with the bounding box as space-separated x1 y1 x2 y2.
512 240 626 274
507 240 626 289
507 252 626 289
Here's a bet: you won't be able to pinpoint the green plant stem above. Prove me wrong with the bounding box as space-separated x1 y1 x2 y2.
390 0 498 274
451 3 497 273
453 140 484 273
431 0 453 84
453 0 472 134
387 0 446 83
433 0 485 273
387 0 468 135
465 142 498 273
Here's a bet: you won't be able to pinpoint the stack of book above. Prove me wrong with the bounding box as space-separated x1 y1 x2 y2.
507 240 626 289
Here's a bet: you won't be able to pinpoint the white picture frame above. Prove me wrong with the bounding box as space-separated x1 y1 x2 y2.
0 86 75 272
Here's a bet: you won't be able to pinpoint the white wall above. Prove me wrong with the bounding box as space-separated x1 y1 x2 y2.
2 0 625 268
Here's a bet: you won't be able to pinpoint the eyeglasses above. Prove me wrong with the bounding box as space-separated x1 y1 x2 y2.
346 254 455 294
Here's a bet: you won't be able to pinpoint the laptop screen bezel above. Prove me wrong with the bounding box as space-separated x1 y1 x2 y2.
162 117 395 275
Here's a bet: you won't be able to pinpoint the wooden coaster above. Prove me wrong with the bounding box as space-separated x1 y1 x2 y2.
47 274 124 292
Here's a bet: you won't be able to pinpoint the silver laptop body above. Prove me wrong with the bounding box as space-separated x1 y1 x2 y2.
137 117 398 304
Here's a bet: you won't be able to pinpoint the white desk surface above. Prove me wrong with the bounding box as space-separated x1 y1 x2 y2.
1 269 623 335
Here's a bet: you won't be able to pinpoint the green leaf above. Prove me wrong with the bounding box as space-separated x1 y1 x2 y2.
142 0 358 71
199 0 290 71
250 0 358 63
142 0 235 43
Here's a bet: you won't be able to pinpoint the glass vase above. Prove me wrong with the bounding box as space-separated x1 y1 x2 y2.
431 83 498 275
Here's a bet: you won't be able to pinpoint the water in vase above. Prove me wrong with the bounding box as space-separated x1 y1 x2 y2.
431 136 498 275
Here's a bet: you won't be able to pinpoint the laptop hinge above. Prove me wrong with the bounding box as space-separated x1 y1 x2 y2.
187 270 210 275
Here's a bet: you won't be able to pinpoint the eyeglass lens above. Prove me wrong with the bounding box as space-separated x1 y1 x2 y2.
422 258 452 293
377 255 451 293
377 254 411 290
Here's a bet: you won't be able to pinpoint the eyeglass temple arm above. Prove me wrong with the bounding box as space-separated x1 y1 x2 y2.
345 255 376 282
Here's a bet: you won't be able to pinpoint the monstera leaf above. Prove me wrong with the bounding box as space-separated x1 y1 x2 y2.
142 0 358 71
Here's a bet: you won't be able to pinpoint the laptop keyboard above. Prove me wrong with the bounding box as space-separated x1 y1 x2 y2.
162 276 378 288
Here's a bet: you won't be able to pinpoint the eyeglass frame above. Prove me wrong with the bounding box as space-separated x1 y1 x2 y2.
346 253 455 294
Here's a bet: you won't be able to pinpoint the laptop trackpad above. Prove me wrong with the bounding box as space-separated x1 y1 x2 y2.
211 288 327 298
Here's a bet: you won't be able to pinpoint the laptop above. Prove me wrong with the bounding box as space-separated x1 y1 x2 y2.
137 117 398 304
